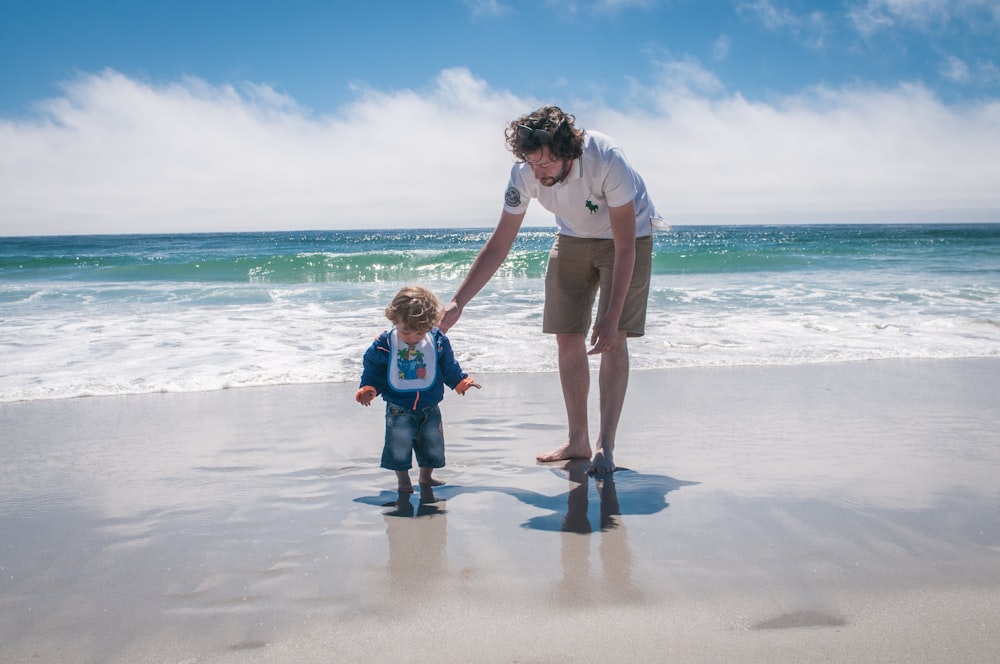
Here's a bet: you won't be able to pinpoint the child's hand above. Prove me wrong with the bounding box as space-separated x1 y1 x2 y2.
355 386 377 406
455 376 481 396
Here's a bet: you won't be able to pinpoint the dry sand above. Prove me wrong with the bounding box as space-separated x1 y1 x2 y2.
2 359 999 662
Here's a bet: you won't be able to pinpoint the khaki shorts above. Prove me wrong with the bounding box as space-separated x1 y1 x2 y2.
543 234 653 337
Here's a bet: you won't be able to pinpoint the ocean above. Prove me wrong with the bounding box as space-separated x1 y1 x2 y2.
2 224 998 403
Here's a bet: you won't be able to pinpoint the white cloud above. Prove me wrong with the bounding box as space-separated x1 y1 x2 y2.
981 60 1000 84
602 77 1000 223
2 65 1000 236
541 0 657 15
712 33 733 62
741 0 801 29
846 2 896 36
592 0 658 11
850 0 947 32
941 54 1000 86
463 0 511 18
942 54 972 82
848 0 1000 36
739 0 831 48
650 56 726 98
0 68 536 235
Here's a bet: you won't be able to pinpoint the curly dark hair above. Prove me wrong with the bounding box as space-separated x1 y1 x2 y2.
385 286 442 332
505 105 585 162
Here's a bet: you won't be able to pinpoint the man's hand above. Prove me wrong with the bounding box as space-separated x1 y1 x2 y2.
355 386 377 406
439 301 462 333
588 314 624 355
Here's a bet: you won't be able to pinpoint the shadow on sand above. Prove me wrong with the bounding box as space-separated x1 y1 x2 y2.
355 461 697 533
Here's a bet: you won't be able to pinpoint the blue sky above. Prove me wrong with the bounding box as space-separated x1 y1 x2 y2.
2 0 999 235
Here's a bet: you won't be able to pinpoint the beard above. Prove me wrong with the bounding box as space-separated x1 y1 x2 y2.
539 161 570 187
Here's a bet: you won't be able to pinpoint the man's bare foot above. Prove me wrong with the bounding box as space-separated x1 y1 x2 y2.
588 449 615 475
397 482 414 493
419 477 445 487
536 442 592 463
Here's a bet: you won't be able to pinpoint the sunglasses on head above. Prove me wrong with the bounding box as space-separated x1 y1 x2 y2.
517 124 552 144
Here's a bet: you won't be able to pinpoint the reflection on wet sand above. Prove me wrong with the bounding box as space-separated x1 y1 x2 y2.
529 461 695 606
553 460 639 606
358 462 697 608
382 487 448 596
463 463 697 533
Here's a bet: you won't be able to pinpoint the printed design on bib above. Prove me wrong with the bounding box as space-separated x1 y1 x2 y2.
396 346 427 381
388 329 437 392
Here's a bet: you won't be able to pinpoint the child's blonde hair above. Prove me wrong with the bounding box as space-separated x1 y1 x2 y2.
385 286 442 332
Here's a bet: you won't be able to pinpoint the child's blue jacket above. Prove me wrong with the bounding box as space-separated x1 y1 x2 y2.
359 327 468 410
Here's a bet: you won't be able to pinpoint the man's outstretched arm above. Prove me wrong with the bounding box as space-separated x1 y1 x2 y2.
440 209 525 332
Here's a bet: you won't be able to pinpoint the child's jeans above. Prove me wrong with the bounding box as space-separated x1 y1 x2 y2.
380 403 445 471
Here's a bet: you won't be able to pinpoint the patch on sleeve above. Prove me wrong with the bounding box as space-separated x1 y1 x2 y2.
504 186 522 207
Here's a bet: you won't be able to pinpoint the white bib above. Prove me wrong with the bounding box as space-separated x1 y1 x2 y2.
388 329 437 392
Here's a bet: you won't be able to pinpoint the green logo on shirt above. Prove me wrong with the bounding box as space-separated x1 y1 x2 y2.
585 198 599 214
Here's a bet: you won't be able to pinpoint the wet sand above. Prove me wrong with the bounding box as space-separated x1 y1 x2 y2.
2 359 999 662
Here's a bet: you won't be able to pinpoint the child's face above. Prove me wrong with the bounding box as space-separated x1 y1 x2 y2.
396 325 428 346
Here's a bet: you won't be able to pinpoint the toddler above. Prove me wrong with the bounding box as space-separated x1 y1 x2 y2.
356 286 480 492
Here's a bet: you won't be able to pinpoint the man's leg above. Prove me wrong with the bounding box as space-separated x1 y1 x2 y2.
590 333 629 474
536 333 593 462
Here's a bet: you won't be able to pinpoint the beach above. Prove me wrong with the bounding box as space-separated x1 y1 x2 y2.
2 358 999 663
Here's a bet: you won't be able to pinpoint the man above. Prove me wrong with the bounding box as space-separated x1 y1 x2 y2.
439 105 666 475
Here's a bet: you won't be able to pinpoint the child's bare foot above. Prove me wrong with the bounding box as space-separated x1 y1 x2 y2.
417 468 443 487
537 440 592 463
395 470 414 493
